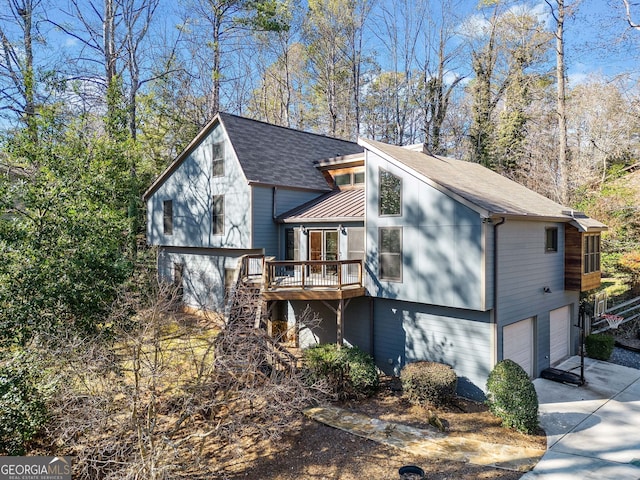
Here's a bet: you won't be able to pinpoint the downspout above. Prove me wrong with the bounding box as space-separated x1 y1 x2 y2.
493 217 506 366
369 297 374 356
272 186 278 220
273 186 279 257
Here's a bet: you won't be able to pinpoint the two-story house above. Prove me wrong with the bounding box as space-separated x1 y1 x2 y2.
144 112 606 399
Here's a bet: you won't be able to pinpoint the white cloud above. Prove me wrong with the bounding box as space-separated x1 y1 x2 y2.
457 2 553 41
457 13 491 40
63 36 79 48
509 2 552 27
567 71 591 85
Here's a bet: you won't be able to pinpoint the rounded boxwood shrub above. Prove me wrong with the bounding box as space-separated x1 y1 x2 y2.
486 359 538 434
585 333 615 360
303 344 379 399
400 361 457 407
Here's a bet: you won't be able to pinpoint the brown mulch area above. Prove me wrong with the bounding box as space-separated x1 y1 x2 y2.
220 378 547 480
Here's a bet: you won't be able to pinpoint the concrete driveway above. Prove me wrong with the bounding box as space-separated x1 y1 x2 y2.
520 356 640 479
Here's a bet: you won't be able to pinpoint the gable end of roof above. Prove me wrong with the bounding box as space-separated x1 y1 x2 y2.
143 114 223 200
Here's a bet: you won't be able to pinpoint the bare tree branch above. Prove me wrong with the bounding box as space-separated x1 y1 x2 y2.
622 0 640 28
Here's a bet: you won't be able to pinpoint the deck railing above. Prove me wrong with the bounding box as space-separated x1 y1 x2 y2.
239 256 363 291
239 254 266 279
264 259 363 290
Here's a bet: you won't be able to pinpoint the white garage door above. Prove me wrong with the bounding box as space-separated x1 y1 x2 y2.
503 318 534 377
550 306 571 365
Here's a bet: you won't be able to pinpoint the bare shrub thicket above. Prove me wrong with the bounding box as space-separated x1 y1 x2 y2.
43 273 326 479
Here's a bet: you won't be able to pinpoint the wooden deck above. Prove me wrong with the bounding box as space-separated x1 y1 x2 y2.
241 256 366 301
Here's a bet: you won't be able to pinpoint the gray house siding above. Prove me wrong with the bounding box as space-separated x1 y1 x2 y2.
292 222 364 260
484 222 494 311
251 186 278 257
344 298 373 353
146 123 251 249
496 220 579 376
251 186 326 257
373 298 493 400
158 247 255 311
274 188 322 217
293 298 372 353
364 150 486 310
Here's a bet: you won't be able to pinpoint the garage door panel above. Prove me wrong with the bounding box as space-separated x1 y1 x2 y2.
503 318 533 377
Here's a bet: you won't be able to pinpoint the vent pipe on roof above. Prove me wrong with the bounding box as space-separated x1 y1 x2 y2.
562 209 585 217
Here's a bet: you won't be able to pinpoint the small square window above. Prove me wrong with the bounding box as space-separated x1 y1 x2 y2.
354 171 365 184
545 227 558 252
334 173 351 186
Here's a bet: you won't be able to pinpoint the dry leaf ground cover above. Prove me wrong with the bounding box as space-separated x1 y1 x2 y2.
218 377 547 480
36 309 546 480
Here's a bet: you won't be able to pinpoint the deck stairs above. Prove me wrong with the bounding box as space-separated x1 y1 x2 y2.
222 255 299 375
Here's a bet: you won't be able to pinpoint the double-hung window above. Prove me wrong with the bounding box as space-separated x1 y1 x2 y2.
212 142 225 177
379 227 402 281
163 200 173 235
584 234 601 274
212 195 224 235
545 227 558 252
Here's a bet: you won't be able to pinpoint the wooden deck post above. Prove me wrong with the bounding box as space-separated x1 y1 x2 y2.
337 298 344 346
323 298 350 347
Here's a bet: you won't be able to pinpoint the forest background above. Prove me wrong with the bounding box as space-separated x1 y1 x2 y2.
1 0 640 477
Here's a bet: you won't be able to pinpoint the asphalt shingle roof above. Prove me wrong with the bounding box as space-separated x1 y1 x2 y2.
220 113 363 191
360 138 606 230
143 113 364 200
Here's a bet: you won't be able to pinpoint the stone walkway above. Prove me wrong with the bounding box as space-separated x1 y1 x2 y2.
304 405 546 472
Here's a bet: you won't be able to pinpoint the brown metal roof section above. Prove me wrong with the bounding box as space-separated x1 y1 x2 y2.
279 188 364 223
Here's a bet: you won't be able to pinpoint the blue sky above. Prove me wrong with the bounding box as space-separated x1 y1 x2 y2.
39 0 640 81
357 0 639 88
566 0 639 81
3 0 639 122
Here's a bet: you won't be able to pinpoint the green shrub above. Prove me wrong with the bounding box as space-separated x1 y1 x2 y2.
0 354 49 455
585 333 615 360
486 359 539 434
303 344 378 399
400 361 458 407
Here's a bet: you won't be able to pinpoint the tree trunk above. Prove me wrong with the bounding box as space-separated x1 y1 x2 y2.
211 17 221 119
0 0 38 139
555 0 569 204
104 0 117 88
21 1 36 140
